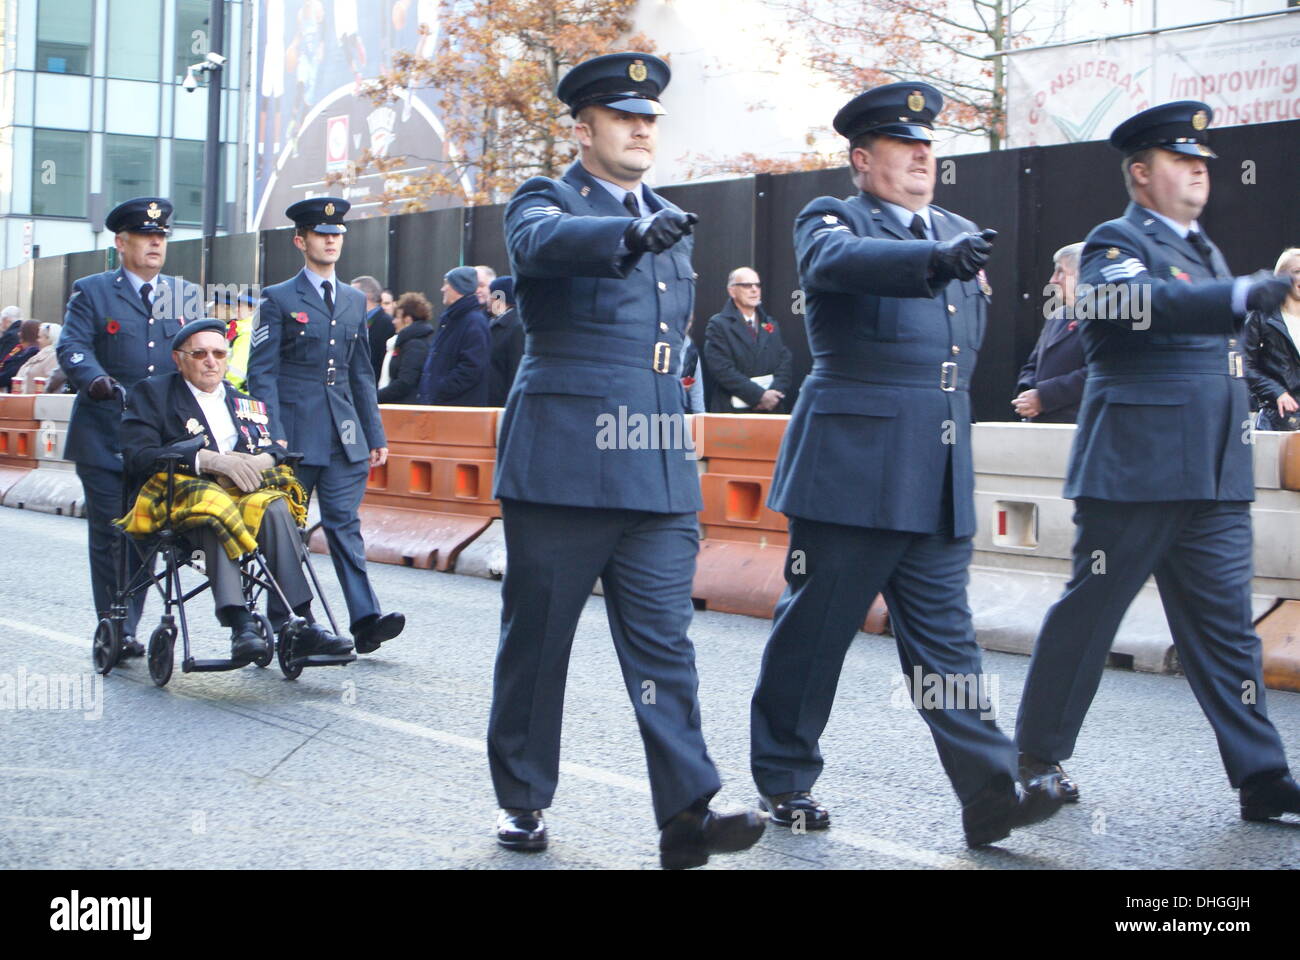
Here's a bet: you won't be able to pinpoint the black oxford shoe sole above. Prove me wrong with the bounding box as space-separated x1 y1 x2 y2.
497 835 548 852
758 797 831 830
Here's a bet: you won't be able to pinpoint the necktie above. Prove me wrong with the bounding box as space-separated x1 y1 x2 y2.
909 214 928 240
140 282 152 317
622 191 641 217
1186 230 1216 273
321 280 334 314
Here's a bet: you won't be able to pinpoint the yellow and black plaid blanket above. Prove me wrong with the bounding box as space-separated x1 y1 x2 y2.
115 464 308 561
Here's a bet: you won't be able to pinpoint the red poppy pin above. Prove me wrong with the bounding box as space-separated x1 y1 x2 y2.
681 376 696 388
1171 268 1191 282
226 320 238 342
1067 320 1078 332
105 319 121 335
762 322 775 334
294 312 309 324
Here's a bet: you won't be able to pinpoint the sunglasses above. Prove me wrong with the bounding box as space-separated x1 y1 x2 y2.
180 349 229 360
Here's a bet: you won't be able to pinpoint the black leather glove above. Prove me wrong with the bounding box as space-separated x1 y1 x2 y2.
1244 271 1293 314
929 229 996 283
624 209 699 256
87 375 118 402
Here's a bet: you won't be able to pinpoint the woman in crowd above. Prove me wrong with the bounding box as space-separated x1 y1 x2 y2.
1245 248 1300 430
377 291 435 404
14 322 62 388
0 319 40 391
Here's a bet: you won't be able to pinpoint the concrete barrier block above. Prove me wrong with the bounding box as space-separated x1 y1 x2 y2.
2 466 84 516
972 491 1075 561
32 394 74 421
454 518 507 579
1256 599 1300 693
1252 430 1285 490
0 464 32 500
33 419 68 462
971 422 1075 479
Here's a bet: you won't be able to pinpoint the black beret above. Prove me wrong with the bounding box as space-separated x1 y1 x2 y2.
171 318 228 351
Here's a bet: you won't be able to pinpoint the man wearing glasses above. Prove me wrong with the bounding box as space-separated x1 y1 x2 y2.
704 267 793 413
59 197 202 658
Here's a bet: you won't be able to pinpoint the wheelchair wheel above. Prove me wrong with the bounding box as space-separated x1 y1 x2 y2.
92 618 122 676
147 624 175 687
252 613 275 669
277 621 304 680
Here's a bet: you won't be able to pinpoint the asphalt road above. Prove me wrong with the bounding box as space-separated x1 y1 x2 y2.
2 506 1298 870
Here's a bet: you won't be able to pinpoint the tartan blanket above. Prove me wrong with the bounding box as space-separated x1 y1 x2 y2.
115 464 308 561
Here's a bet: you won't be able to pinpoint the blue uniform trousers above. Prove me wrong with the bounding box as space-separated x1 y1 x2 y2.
1016 499 1289 786
751 515 1019 805
77 464 146 634
487 498 722 827
293 442 379 631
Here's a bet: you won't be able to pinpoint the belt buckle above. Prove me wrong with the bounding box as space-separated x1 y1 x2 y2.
325 367 337 386
1228 350 1244 378
653 341 672 375
940 361 958 392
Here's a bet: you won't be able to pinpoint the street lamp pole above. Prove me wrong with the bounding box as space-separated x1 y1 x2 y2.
201 0 226 238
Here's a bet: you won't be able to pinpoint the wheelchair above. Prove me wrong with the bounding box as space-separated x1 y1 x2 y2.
91 432 356 686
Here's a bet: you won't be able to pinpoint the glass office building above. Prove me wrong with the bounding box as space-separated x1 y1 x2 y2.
0 0 248 268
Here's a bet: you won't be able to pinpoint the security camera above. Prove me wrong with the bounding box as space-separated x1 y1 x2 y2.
205 51 227 67
182 68 198 92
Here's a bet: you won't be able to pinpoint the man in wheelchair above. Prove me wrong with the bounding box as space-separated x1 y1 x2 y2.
119 318 353 665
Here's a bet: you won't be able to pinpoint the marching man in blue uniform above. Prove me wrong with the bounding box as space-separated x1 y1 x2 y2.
1015 102 1300 820
487 52 766 868
750 83 1068 847
247 197 405 655
58 197 201 658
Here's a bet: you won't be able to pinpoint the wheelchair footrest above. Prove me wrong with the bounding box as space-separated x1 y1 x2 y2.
289 653 357 668
182 658 250 673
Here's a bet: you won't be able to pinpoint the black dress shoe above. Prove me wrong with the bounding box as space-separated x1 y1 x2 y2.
294 623 354 657
659 805 767 870
353 612 405 654
229 625 269 665
496 809 547 851
759 791 830 830
963 775 1067 848
1019 752 1080 802
1240 771 1300 822
120 635 145 660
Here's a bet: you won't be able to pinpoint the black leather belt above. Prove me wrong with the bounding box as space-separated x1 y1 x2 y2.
1090 351 1243 378
811 356 967 392
526 332 678 375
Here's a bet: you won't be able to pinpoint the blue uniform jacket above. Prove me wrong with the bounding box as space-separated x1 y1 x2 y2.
58 269 201 472
1064 202 1251 502
493 161 702 513
767 192 990 538
247 268 386 467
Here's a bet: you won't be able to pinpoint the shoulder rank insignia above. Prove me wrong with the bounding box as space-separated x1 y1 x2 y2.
69 352 84 365
185 418 203 436
1105 247 1120 260
977 269 992 296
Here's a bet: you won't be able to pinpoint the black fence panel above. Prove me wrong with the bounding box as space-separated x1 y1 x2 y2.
466 204 508 278
259 226 301 289
336 214 391 293
391 207 464 306
64 249 110 302
208 232 259 292
31 257 66 325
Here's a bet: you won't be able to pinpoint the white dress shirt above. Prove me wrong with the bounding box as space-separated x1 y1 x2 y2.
877 199 933 237
303 265 338 307
186 379 238 454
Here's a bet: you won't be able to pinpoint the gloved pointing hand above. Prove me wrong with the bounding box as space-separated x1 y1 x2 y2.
625 209 699 256
930 229 996 283
198 451 264 494
1244 271 1293 314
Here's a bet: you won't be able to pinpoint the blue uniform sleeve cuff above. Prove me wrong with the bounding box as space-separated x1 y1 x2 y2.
1231 277 1250 316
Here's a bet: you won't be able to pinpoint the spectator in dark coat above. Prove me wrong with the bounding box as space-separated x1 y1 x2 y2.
1012 241 1087 423
486 276 524 406
1244 247 1300 430
417 267 490 406
351 274 396 382
377 292 435 404
0 306 22 362
704 267 793 413
0 320 40 391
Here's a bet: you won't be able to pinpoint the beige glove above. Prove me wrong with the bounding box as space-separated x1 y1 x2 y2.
233 452 275 473
197 450 263 493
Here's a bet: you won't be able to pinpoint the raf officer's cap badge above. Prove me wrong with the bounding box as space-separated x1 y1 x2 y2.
629 59 648 82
